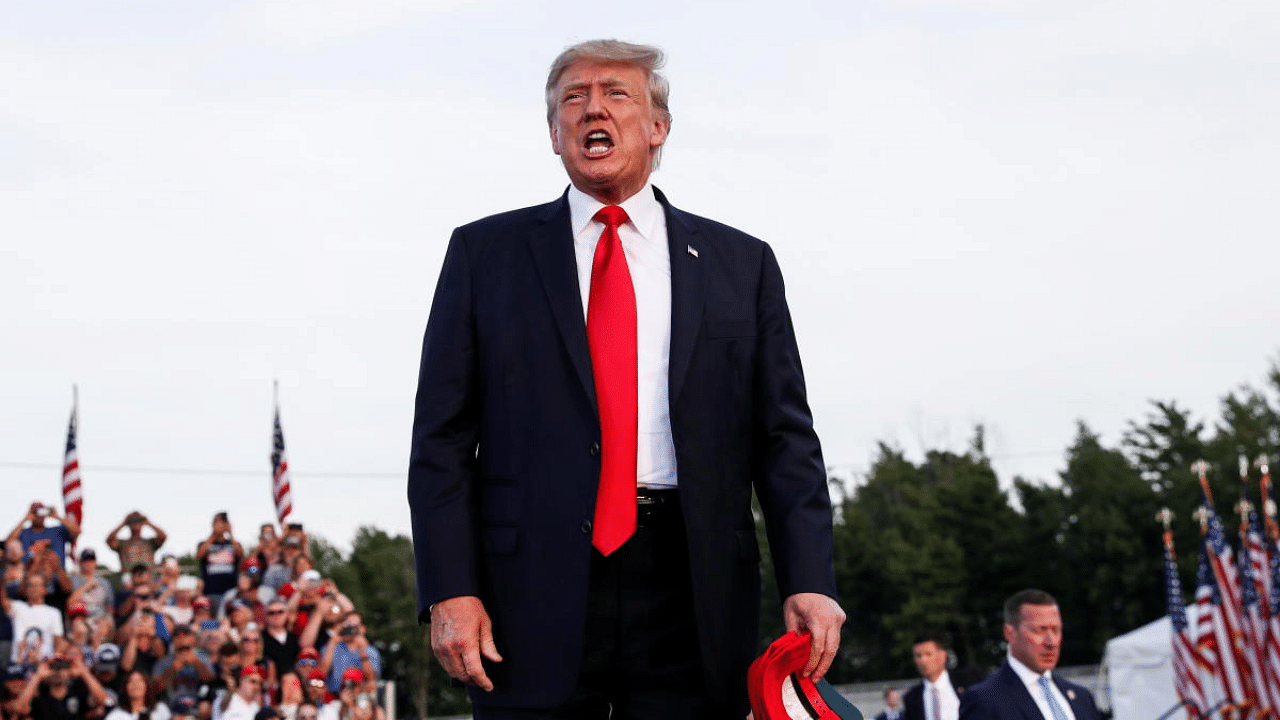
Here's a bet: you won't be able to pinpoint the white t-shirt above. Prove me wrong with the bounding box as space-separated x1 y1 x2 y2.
9 601 64 662
106 704 173 720
219 692 261 720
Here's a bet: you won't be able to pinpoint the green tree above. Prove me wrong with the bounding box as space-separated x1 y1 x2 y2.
1056 422 1162 662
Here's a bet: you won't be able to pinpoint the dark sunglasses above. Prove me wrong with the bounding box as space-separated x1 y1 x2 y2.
134 593 152 600
267 609 287 615
299 715 319 720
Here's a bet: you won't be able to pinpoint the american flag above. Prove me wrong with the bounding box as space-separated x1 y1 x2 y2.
1202 494 1257 713
62 390 83 529
1195 542 1225 697
1238 485 1279 716
1164 528 1208 717
271 397 294 525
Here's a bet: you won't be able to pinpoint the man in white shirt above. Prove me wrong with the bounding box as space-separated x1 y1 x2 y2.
903 635 983 720
958 590 1101 720
410 38 844 720
216 667 263 720
4 571 64 664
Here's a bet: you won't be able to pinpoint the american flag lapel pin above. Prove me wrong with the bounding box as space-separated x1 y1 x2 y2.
687 245 699 258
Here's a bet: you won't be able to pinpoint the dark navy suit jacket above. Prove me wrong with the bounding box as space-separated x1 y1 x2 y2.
904 668 986 720
959 661 1101 720
407 187 836 711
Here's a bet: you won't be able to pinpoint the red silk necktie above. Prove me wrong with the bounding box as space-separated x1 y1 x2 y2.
587 205 638 556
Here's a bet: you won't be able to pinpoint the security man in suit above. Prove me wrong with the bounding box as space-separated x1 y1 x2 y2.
408 39 845 719
903 634 983 720
959 590 1101 720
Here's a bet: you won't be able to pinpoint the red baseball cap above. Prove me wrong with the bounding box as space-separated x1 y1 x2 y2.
749 632 863 720
296 648 319 661
341 667 364 684
67 603 89 618
192 596 211 610
239 666 264 680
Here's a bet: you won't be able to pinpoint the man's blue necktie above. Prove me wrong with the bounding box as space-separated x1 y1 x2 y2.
1038 676 1071 720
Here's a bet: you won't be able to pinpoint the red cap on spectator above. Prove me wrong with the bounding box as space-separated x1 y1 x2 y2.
67 603 89 618
241 558 262 572
297 648 319 661
192 596 211 610
341 667 364 684
240 666 264 679
278 583 296 599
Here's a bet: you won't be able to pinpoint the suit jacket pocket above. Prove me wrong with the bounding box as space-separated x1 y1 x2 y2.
481 525 518 556
736 530 761 561
707 319 756 339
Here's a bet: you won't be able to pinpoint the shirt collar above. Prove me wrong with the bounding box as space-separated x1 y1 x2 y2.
1007 652 1052 688
567 182 663 242
926 668 951 690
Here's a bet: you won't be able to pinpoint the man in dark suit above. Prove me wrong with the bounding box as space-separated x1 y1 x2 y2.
959 590 1101 720
407 39 845 719
874 688 904 720
903 634 983 720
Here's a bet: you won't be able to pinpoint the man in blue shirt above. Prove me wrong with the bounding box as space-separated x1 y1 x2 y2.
322 613 379 694
6 503 80 569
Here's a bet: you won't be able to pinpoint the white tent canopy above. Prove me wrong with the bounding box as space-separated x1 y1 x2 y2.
1103 612 1199 720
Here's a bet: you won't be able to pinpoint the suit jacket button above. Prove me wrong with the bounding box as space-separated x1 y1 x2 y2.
589 442 601 456
581 520 592 533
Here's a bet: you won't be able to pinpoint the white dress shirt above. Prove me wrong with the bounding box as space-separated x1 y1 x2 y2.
1007 654 1078 720
924 669 962 720
567 183 677 489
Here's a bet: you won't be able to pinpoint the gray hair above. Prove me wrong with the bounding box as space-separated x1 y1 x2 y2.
544 39 672 128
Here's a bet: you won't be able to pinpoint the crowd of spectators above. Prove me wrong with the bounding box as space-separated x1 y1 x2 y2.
1 504 387 720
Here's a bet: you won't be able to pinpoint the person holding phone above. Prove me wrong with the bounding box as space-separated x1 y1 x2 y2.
105 514 167 575
195 516 241 604
11 652 109 720
318 616 376 696
6 504 80 570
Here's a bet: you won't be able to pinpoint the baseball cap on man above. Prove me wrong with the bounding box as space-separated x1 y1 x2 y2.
749 632 863 720
170 694 198 717
95 644 121 672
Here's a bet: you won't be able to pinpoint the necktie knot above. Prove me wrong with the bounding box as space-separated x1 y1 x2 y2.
594 205 629 230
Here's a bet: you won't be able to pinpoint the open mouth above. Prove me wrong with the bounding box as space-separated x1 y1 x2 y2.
584 130 613 156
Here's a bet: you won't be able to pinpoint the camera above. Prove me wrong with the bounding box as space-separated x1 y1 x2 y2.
49 657 71 670
339 624 358 638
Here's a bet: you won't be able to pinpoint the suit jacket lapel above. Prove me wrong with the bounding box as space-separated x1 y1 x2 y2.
657 187 705 404
528 193 598 410
998 662 1046 720
1051 675 1086 719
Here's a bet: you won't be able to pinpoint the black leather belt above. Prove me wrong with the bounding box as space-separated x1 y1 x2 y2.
636 488 680 528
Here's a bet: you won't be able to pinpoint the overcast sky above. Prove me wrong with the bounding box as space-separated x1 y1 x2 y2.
3 1 1277 570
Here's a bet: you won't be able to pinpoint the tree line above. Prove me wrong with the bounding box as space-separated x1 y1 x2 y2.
322 354 1280 717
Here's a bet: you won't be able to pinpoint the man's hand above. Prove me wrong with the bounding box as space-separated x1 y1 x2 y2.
430 596 502 692
782 592 845 681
